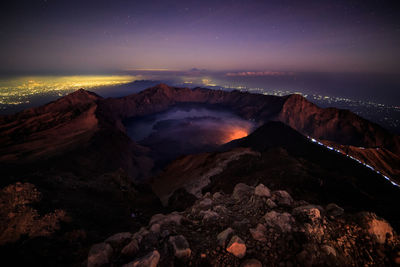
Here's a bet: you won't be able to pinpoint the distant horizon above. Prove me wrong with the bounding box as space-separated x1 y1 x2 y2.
2 68 400 77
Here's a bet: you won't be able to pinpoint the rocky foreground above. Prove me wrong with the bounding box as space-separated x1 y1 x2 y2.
87 183 400 267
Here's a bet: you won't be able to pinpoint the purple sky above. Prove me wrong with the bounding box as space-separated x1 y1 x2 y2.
1 0 399 74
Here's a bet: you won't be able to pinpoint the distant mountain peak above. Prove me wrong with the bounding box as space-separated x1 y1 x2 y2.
154 83 171 89
65 88 102 101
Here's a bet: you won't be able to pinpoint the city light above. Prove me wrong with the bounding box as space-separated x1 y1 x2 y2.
0 75 136 105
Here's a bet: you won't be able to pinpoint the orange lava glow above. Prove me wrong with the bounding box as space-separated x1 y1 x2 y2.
220 127 250 143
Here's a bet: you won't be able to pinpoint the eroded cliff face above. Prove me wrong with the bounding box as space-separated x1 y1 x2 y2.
100 84 285 125
278 94 400 154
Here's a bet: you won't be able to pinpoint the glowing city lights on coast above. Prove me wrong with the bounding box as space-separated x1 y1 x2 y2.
0 75 136 105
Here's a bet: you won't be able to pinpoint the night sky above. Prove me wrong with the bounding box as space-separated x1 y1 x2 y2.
1 0 399 74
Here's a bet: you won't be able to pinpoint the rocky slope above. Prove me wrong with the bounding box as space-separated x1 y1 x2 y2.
152 122 400 230
0 88 153 179
0 169 163 267
151 147 259 206
0 90 157 266
0 89 100 163
87 183 400 266
1 84 399 266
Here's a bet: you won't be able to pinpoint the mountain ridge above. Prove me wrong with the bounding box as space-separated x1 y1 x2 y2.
1 84 400 266
101 84 400 154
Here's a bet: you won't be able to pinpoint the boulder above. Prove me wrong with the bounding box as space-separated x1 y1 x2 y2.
271 190 293 207
203 192 212 198
123 250 160 267
249 223 267 242
149 212 183 226
226 235 246 258
359 212 394 244
169 235 191 259
149 223 161 233
149 214 166 225
200 210 219 222
266 198 277 209
141 232 159 250
121 239 139 256
326 203 344 217
217 227 234 247
264 211 294 232
105 232 132 248
321 245 336 257
232 183 254 201
300 223 325 242
87 242 113 267
168 188 197 211
293 205 322 224
254 184 271 198
131 228 148 244
198 198 213 209
213 205 229 214
212 192 223 200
